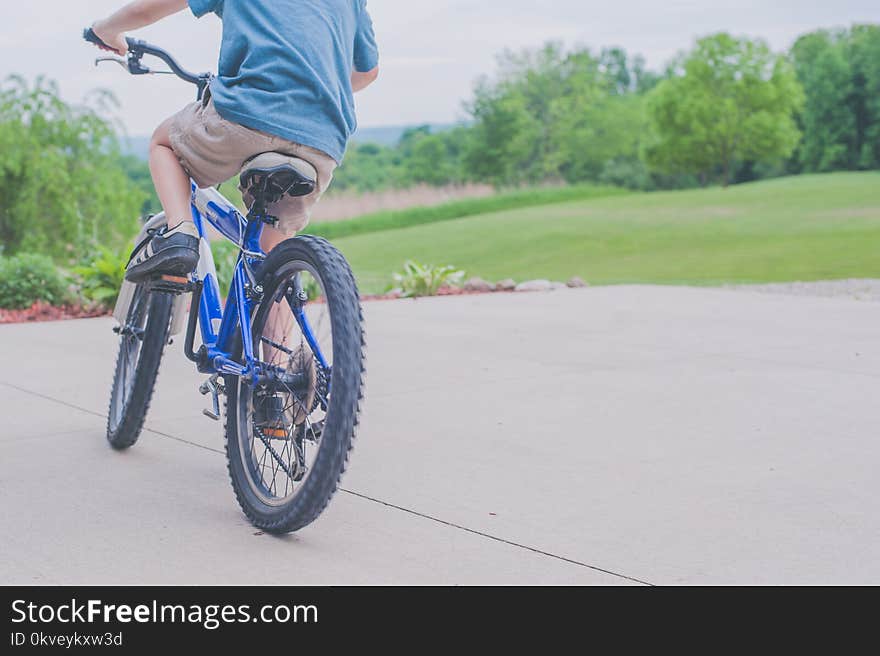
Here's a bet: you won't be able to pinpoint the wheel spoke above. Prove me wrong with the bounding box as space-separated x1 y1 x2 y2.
255 427 297 481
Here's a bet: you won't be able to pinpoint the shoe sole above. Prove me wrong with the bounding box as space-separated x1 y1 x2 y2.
125 247 199 283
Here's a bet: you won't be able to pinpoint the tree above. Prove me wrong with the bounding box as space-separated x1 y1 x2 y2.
548 51 647 183
465 80 543 185
332 142 402 192
465 44 568 185
791 30 857 171
405 132 468 186
790 25 880 173
848 24 880 169
464 43 658 187
0 76 143 261
643 33 804 187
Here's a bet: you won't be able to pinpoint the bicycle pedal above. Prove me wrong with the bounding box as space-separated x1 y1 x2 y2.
150 275 194 295
200 375 222 421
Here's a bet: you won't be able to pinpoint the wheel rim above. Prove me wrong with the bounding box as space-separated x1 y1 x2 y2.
238 261 334 507
109 286 148 433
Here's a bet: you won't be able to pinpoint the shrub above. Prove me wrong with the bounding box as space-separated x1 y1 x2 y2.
391 260 465 298
73 247 128 309
599 158 655 191
0 253 71 310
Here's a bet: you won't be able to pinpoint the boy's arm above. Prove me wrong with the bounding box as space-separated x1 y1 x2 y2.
351 67 379 93
352 2 378 93
91 0 190 55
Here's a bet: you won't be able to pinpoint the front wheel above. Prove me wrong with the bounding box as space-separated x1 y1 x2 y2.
225 236 365 534
107 284 173 450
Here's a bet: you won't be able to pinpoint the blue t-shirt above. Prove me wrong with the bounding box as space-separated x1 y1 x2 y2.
188 0 378 164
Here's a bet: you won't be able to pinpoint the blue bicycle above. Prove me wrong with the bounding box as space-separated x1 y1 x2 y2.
86 31 365 534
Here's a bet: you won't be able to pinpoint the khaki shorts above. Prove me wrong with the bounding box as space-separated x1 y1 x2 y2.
168 97 337 235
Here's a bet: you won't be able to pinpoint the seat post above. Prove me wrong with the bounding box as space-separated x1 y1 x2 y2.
245 178 277 226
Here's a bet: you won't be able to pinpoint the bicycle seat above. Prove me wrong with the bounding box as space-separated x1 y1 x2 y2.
239 153 317 208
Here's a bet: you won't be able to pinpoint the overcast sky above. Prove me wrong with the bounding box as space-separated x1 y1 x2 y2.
2 1 879 137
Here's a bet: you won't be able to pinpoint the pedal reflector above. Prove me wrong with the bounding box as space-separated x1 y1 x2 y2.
262 428 288 438
161 275 189 284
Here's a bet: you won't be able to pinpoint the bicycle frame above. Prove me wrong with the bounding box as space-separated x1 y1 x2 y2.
187 184 329 386
112 184 327 386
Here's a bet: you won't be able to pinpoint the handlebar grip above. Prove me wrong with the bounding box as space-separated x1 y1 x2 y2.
83 27 116 52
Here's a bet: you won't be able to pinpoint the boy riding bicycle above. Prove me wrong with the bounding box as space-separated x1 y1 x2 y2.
89 0 379 282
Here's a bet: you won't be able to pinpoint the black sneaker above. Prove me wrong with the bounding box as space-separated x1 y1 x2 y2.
125 221 200 283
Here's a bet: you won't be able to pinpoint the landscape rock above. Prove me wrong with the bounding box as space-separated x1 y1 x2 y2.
495 279 517 292
515 279 555 292
464 277 495 293
567 276 588 288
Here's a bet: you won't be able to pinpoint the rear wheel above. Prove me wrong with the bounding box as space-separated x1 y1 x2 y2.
106 285 173 450
225 236 364 534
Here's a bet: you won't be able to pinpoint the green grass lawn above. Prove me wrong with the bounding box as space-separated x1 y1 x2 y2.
331 172 880 294
305 184 628 240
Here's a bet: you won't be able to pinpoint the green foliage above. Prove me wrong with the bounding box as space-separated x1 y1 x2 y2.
644 33 804 186
73 247 128 308
599 158 655 191
331 126 471 193
0 253 70 310
306 184 627 240
391 260 465 298
300 273 323 302
552 88 646 183
464 43 658 187
791 25 880 172
118 154 162 217
399 126 470 186
332 142 404 193
211 239 240 294
850 25 880 169
0 76 145 263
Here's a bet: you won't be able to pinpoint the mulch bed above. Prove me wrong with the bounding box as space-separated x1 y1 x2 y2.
0 301 109 325
0 287 519 325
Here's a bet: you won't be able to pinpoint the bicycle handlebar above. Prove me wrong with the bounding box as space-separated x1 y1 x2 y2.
83 28 211 100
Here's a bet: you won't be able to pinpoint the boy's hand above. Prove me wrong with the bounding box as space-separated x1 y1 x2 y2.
87 2 189 56
91 19 129 56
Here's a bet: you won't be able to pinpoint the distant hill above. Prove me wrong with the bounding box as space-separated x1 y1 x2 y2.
121 136 153 161
120 123 459 160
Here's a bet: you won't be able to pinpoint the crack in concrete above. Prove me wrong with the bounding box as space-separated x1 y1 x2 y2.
1 380 652 586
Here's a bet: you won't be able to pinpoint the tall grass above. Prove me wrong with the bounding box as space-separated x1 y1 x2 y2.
304 184 630 240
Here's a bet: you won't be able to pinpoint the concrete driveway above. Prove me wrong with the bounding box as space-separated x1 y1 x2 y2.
1 286 877 585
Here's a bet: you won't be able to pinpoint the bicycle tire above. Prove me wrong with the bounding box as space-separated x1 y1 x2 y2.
106 285 173 450
224 235 365 533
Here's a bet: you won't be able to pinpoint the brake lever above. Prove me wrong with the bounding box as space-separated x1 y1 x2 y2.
95 56 129 71
95 54 153 76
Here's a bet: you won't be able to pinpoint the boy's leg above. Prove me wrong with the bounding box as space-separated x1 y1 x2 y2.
259 224 288 254
124 117 200 282
259 224 299 370
150 117 194 226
